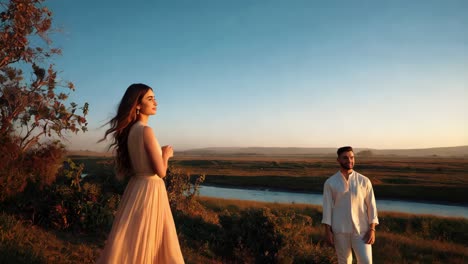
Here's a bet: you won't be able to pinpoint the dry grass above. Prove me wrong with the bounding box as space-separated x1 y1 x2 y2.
2 197 467 263
375 232 468 264
173 156 468 183
0 213 99 263
197 197 468 264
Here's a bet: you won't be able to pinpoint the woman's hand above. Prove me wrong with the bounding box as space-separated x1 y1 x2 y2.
162 145 174 159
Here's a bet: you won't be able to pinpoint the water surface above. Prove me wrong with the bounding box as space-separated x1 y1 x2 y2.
199 185 468 218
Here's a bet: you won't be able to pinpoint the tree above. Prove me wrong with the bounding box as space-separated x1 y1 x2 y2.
0 0 88 201
0 0 88 152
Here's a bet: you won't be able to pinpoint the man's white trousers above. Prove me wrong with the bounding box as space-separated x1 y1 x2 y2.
334 233 372 264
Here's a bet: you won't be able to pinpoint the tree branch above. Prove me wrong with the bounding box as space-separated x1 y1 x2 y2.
21 131 45 152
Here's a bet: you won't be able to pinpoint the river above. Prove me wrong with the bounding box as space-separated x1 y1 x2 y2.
198 185 468 218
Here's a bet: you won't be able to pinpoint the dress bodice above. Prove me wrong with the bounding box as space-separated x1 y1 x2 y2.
128 121 155 175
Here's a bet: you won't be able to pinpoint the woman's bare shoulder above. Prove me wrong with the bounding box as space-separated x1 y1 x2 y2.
142 125 158 141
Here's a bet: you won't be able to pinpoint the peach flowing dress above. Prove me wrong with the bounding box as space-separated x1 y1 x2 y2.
97 121 184 264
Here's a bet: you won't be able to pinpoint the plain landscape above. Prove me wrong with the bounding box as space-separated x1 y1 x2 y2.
72 145 468 204
2 0 467 262
1 146 468 263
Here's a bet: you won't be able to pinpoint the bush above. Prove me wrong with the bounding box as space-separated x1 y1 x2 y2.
0 135 64 203
44 159 119 233
218 207 284 263
25 142 65 189
0 136 28 202
165 166 205 212
6 158 119 234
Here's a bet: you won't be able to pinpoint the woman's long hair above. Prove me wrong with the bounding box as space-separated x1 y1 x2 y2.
100 83 152 180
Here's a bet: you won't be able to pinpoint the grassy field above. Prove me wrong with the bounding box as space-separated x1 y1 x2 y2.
2 197 467 264
0 212 99 264
2 154 466 263
71 154 468 204
195 197 468 264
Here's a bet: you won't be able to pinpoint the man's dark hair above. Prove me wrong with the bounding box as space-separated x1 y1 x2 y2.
337 146 354 157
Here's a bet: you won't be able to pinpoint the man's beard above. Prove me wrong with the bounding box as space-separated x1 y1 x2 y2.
339 162 353 170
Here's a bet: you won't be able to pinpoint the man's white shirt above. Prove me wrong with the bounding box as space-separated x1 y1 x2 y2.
322 171 379 236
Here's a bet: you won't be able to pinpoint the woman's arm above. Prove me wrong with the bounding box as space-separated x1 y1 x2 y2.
143 126 173 178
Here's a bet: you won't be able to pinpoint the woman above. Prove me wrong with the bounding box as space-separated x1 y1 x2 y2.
97 83 184 263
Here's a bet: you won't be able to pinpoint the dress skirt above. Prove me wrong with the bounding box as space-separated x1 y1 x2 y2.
97 174 184 264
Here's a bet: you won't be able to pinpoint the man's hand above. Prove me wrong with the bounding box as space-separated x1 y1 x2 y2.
363 229 375 244
324 225 334 246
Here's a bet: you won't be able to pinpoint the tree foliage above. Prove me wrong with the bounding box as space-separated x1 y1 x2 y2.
0 0 88 152
0 0 88 201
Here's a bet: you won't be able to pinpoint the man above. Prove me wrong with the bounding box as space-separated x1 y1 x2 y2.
322 146 379 264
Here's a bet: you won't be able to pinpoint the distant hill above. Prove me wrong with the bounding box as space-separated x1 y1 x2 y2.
68 145 468 158
180 147 336 156
369 146 468 157
66 150 113 157
181 146 468 157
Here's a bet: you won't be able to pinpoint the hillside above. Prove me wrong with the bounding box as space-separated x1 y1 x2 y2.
68 145 468 158
180 146 468 157
66 150 113 157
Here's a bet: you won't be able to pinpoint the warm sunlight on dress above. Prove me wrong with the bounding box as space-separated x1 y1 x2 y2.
97 122 184 263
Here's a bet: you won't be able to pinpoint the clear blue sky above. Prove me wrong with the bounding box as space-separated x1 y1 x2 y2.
46 0 467 151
